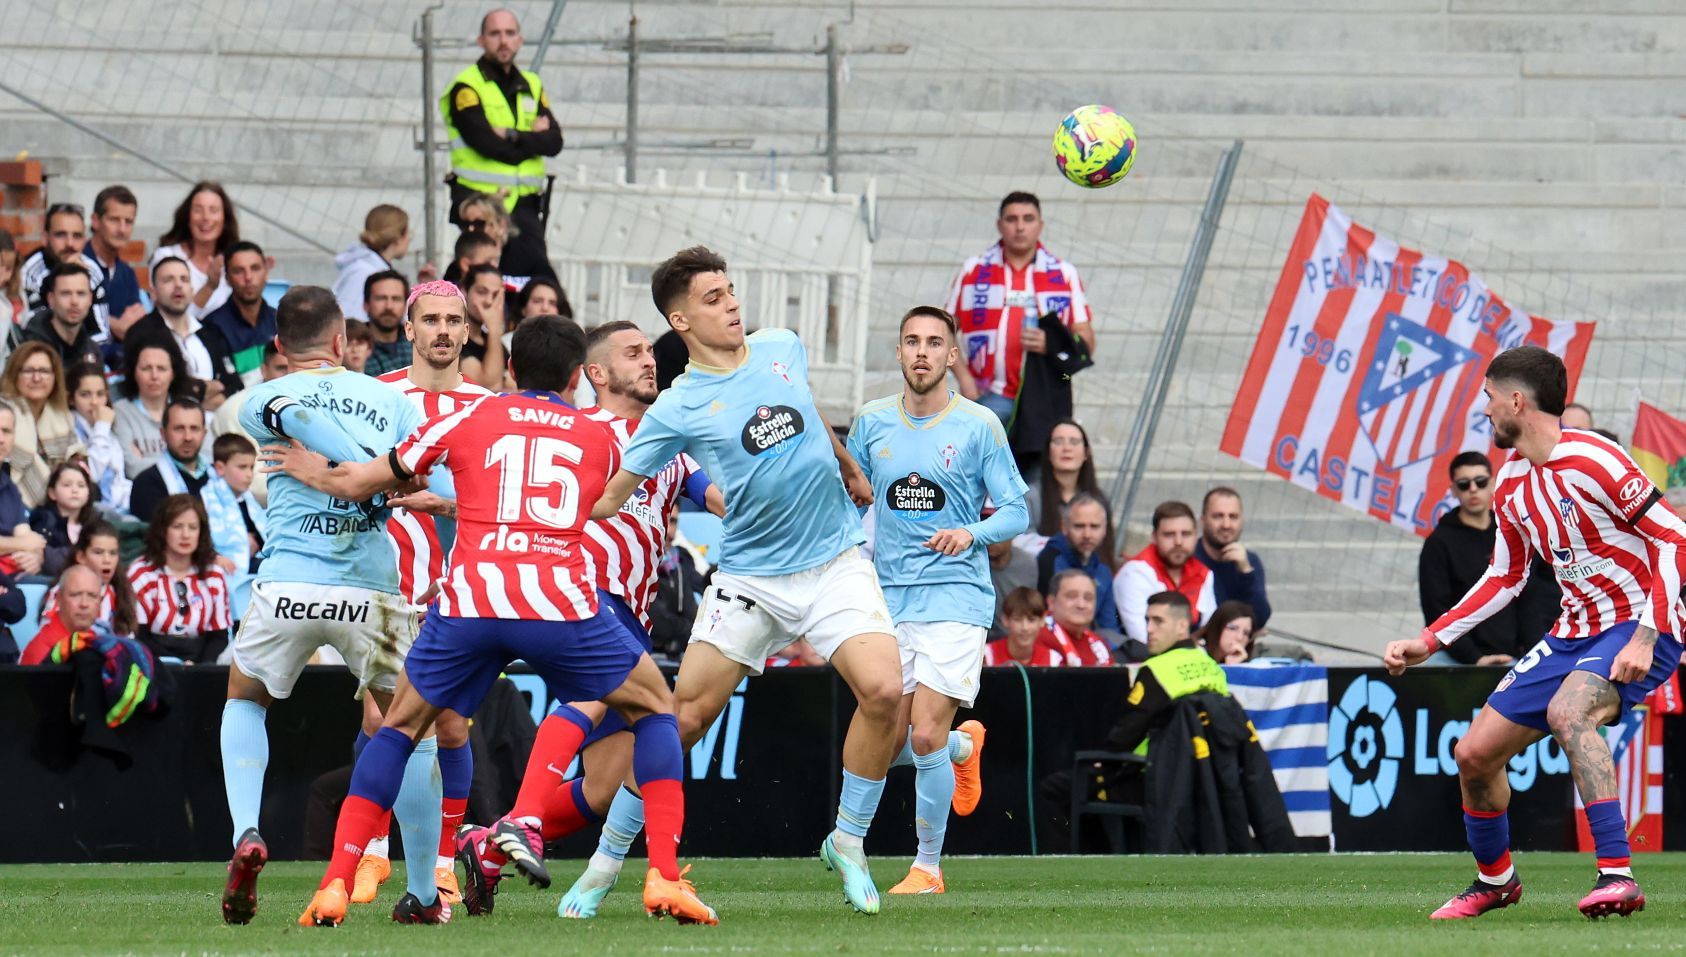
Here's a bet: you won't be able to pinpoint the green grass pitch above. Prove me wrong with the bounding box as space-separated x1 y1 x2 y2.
1 853 1682 955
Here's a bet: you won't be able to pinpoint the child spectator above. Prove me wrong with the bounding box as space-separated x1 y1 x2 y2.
985 587 1062 666
42 520 138 636
204 433 265 575
66 362 131 512
342 319 374 375
28 462 97 578
128 494 231 664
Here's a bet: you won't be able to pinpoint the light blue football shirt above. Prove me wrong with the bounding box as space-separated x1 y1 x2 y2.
240 365 423 592
848 392 1028 627
621 328 863 576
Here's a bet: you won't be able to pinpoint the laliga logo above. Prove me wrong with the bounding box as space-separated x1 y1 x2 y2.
1327 676 1404 818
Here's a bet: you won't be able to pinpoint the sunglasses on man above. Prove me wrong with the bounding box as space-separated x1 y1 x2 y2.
1453 475 1491 492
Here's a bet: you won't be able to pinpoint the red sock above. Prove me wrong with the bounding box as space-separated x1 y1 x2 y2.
540 778 596 842
641 779 684 881
510 714 589 821
438 797 467 858
322 795 387 889
373 812 390 843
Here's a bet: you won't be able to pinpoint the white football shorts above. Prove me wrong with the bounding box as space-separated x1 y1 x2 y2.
231 581 419 699
895 620 988 707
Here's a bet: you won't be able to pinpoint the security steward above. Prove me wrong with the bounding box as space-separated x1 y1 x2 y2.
441 8 563 272
1038 590 1230 848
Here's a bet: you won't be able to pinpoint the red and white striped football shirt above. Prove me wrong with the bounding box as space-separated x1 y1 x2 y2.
128 557 232 637
1431 430 1686 644
580 406 702 626
394 392 619 620
378 367 494 605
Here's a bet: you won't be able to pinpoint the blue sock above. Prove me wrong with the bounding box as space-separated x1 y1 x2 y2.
630 713 684 783
1462 804 1513 884
220 699 269 845
1585 799 1632 873
597 787 645 863
348 727 416 808
353 730 371 762
834 769 886 839
912 747 954 868
889 734 915 769
552 702 596 735
438 741 472 802
392 736 442 906
567 777 603 824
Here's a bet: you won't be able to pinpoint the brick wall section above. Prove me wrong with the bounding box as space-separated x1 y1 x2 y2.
0 161 45 259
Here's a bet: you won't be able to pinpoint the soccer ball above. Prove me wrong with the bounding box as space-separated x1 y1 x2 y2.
1052 105 1137 189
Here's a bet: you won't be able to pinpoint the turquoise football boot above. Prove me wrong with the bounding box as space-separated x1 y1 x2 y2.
819 833 881 915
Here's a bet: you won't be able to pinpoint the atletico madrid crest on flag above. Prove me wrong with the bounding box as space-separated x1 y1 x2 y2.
1220 194 1597 536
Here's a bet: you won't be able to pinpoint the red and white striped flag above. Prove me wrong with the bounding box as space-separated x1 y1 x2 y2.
1220 194 1597 536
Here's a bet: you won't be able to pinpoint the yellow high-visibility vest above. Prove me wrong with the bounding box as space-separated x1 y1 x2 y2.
439 64 547 209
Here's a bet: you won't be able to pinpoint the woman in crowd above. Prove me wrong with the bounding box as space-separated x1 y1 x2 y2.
41 519 138 636
517 276 569 320
0 227 20 341
1 343 80 507
1024 419 1107 537
332 204 416 320
29 462 97 578
1199 601 1257 665
151 181 239 318
128 494 231 664
114 343 190 479
66 362 130 512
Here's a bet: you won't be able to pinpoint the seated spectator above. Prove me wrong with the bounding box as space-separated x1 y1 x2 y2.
151 181 237 318
128 494 231 663
85 185 146 358
0 553 22 662
986 525 1038 628
985 586 1062 666
114 343 190 479
361 271 411 376
129 398 210 523
1560 402 1594 430
0 227 20 340
1036 493 1121 635
332 204 415 321
22 261 104 372
1114 501 1216 648
1036 569 1116 666
342 319 374 374
129 256 237 409
517 276 571 322
460 263 507 389
66 362 130 512
28 462 97 578
459 192 558 293
202 241 276 390
19 203 102 317
1199 600 1256 665
204 434 264 575
441 229 499 286
0 403 46 576
41 519 138 636
1418 450 1559 666
21 564 106 666
211 342 287 507
1023 419 1104 540
1 342 84 507
1192 487 1271 628
649 506 705 659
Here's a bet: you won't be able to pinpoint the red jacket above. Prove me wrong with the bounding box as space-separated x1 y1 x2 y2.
1035 621 1115 667
984 638 1064 667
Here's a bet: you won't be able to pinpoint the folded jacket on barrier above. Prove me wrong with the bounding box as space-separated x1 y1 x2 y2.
1142 692 1296 854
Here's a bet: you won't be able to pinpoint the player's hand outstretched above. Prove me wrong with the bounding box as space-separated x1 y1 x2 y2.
1383 628 1437 676
923 528 974 556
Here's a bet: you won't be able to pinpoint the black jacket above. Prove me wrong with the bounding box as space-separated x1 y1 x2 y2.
1142 693 1296 854
1008 311 1093 467
129 460 210 524
127 311 243 399
21 309 104 372
649 548 707 659
1419 509 1561 663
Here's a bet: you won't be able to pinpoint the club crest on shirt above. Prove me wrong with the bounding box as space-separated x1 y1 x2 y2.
741 404 804 456
770 360 791 383
939 443 958 469
1559 496 1574 520
888 471 948 518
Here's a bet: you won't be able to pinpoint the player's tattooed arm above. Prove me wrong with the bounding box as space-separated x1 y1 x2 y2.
258 439 406 501
387 490 456 520
1550 671 1622 803
1610 624 1658 684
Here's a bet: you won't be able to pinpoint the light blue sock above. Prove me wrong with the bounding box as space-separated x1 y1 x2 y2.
947 729 969 764
391 736 442 906
835 769 886 839
220 699 269 845
597 787 646 862
890 733 915 769
912 748 954 868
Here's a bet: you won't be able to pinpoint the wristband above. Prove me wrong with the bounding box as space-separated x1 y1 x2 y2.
1422 632 1442 655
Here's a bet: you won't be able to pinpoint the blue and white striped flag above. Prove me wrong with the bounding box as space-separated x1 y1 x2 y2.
1224 663 1330 838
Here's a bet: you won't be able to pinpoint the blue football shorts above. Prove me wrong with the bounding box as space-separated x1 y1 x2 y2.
1486 620 1682 732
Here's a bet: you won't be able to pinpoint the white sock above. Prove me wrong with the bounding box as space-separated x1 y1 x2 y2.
1477 865 1514 885
588 850 624 878
831 829 864 852
1599 866 1634 878
912 861 940 876
436 854 454 871
365 835 390 860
